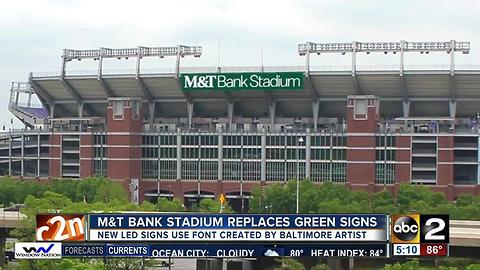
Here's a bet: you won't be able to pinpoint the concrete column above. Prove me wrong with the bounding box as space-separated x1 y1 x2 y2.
449 100 457 118
261 127 266 181
305 42 311 76
312 101 319 130
227 102 234 131
218 129 223 181
175 45 182 78
306 129 311 178
97 50 104 78
351 41 357 76
402 101 410 118
450 40 456 76
400 40 406 76
149 102 155 127
176 129 182 180
61 49 67 76
187 102 194 128
27 93 32 107
78 103 84 118
269 102 276 129
15 92 19 106
50 104 55 118
136 46 142 77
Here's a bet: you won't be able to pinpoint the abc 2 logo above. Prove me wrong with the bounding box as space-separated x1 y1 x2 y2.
36 214 85 241
391 215 449 244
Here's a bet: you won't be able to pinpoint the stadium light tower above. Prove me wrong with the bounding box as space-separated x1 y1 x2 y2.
60 45 202 78
298 40 470 76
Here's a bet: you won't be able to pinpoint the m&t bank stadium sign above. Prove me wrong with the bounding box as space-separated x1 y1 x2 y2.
180 72 304 91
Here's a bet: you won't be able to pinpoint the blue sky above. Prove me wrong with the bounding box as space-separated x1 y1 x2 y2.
0 0 478 126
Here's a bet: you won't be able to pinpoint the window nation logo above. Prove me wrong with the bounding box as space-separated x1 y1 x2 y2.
15 242 62 259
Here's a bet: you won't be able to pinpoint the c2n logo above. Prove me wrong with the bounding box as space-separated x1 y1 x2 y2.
391 215 449 244
36 215 85 241
22 244 55 253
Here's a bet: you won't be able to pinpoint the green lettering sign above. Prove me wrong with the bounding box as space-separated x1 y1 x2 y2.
180 72 304 91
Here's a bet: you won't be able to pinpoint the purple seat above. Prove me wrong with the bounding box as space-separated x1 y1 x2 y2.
17 107 49 119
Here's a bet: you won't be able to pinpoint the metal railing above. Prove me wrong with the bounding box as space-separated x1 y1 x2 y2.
31 64 480 78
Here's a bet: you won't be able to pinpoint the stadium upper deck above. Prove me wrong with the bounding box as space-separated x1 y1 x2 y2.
27 40 478 126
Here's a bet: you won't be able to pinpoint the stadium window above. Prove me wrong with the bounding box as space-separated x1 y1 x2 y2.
354 99 367 119
132 101 140 120
113 101 124 119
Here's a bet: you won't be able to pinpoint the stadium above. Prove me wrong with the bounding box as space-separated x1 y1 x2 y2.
2 40 479 211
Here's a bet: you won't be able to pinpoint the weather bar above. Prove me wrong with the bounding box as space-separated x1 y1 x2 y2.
61 243 389 258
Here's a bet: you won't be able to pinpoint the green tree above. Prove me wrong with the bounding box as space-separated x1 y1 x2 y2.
198 198 233 213
274 258 305 270
156 198 185 212
382 260 426 270
310 263 331 270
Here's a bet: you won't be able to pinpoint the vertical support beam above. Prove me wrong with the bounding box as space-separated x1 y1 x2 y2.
149 102 155 127
27 93 32 107
261 127 266 181
136 46 142 76
176 129 181 180
449 100 457 129
78 103 84 118
400 40 406 76
218 129 223 181
15 92 19 106
351 41 357 76
50 104 55 118
227 102 234 132
175 45 182 78
402 101 410 118
450 40 456 76
306 128 311 178
97 49 104 78
187 102 194 128
269 102 276 129
305 42 311 76
60 49 67 77
312 101 319 131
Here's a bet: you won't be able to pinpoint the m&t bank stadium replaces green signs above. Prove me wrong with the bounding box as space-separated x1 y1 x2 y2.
180 72 304 92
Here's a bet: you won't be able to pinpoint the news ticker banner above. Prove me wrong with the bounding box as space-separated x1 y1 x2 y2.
15 242 389 259
34 213 449 257
87 214 388 242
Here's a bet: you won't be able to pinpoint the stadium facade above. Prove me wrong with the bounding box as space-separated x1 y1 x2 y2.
3 41 480 209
